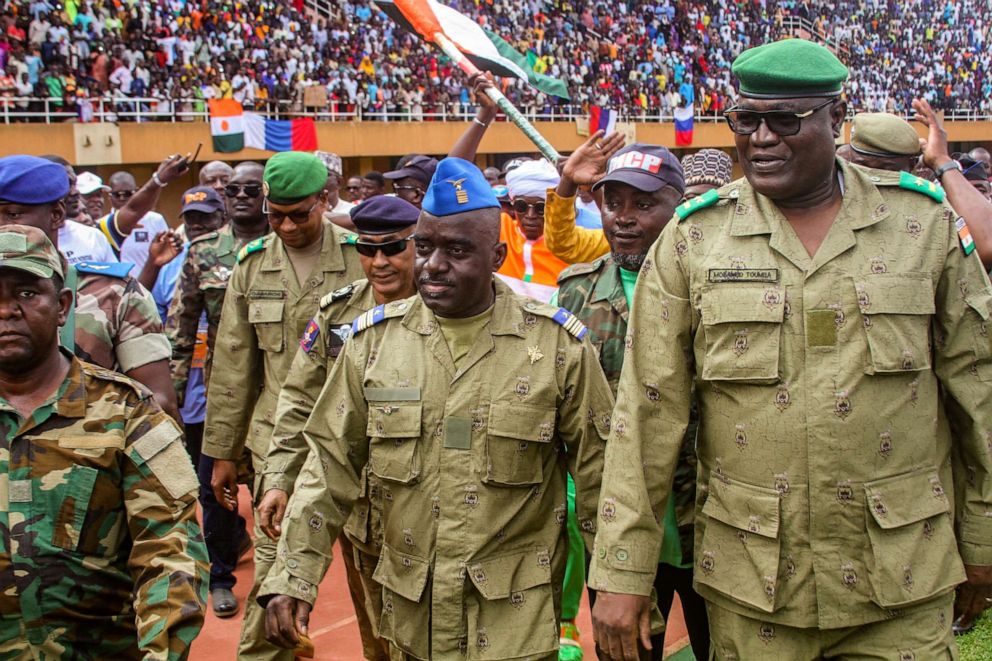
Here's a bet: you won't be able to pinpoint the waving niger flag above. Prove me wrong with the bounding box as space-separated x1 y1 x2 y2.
209 99 245 153
377 0 569 98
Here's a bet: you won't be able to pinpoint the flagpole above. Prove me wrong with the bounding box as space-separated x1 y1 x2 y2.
432 32 561 163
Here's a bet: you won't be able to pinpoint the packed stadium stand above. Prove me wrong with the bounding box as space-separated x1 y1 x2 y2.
0 0 988 122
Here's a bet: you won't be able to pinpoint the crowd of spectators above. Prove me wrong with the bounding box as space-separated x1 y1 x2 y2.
0 0 987 123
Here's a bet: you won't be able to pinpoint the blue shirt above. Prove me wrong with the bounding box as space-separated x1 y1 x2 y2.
152 244 207 425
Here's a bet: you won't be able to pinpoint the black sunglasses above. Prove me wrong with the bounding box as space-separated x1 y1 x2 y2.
512 200 546 216
355 237 412 257
224 183 263 198
723 98 838 137
110 189 136 200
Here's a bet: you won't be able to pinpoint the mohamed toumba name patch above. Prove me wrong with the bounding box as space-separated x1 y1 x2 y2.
708 268 779 283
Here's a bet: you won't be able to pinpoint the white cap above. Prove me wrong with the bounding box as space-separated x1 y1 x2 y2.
77 171 109 196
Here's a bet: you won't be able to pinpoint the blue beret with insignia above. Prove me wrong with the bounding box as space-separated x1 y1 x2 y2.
0 155 69 205
422 157 499 217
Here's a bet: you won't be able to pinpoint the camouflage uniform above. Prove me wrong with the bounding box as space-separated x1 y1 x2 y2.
201 220 362 660
557 256 697 559
263 278 389 660
0 355 209 660
258 280 614 661
589 162 992 657
67 262 173 372
166 224 254 403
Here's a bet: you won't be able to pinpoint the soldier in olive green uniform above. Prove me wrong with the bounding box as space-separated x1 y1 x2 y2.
0 226 208 659
202 152 363 660
556 142 708 660
259 158 614 660
258 196 421 661
590 40 992 660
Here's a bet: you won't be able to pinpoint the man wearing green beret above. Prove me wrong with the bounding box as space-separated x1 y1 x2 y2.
201 151 364 660
590 38 992 660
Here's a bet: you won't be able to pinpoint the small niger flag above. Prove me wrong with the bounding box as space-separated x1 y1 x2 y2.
209 99 244 153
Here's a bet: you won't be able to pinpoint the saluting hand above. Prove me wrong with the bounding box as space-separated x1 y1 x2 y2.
911 97 952 171
560 130 626 193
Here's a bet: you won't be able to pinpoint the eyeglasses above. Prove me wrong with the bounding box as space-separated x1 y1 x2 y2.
224 183 263 198
723 98 838 137
511 200 546 216
263 199 318 225
354 237 412 257
110 189 136 200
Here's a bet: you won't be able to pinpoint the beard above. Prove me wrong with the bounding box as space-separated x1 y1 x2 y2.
611 251 647 271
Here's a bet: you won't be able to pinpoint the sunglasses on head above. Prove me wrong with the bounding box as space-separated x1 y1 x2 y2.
355 237 412 257
224 183 263 198
723 97 838 137
512 200 546 216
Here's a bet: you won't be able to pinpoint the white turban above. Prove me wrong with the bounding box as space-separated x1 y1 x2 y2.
505 159 560 200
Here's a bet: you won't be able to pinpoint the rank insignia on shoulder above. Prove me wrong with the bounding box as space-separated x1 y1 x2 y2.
955 216 976 256
898 171 945 203
351 304 387 336
237 237 266 263
320 283 356 309
300 318 320 353
74 261 133 279
552 307 589 340
675 188 720 220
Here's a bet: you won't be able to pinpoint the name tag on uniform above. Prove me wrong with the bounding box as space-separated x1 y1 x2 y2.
708 268 779 283
443 417 472 450
248 290 286 300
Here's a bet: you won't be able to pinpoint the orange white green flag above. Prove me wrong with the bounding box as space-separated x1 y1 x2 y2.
208 99 244 153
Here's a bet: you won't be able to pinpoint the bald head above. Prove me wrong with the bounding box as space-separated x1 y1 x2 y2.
199 160 234 193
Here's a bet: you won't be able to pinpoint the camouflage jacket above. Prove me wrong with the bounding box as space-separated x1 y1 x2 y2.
0 355 209 660
165 224 257 406
258 281 614 660
71 263 173 373
557 256 698 562
202 221 363 462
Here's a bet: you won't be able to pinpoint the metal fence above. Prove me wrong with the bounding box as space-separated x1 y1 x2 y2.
1 96 989 125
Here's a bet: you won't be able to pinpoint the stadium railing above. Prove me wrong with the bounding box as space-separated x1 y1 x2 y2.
0 97 988 124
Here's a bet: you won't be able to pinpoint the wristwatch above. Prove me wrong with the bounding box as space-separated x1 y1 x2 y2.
934 160 963 180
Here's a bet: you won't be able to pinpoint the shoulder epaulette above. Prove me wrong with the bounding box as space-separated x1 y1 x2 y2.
319 282 357 309
557 255 607 284
896 171 945 203
350 299 410 336
79 360 151 396
189 229 219 246
675 188 721 220
74 261 133 279
236 236 267 263
524 300 588 340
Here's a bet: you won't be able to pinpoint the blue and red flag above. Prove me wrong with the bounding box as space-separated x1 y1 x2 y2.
589 106 617 134
674 106 694 146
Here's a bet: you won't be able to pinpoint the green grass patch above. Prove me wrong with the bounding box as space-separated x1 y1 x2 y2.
957 609 992 661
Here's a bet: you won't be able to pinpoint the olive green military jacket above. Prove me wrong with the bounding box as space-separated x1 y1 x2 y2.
558 255 698 563
263 278 377 494
0 355 208 659
589 161 992 630
202 221 363 462
259 280 614 660
166 223 252 404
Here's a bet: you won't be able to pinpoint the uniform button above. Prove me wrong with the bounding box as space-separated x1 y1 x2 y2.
598 547 606 559
615 549 629 562
287 559 299 569
525 301 537 310
728 190 739 199
871 176 881 182
397 302 408 311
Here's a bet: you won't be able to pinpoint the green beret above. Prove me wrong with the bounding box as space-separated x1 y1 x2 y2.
850 113 922 157
263 152 329 204
732 39 849 99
